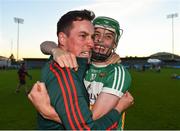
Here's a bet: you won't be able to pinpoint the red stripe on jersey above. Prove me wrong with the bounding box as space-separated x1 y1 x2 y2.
50 64 75 129
106 122 118 130
54 63 82 129
66 68 91 130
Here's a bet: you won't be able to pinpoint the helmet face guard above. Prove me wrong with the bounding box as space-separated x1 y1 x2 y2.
91 16 123 62
91 43 114 62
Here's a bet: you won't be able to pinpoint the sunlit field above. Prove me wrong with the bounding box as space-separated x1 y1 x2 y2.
0 69 40 129
0 68 180 129
126 68 180 129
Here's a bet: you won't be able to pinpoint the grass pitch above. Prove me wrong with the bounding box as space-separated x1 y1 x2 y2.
0 69 40 129
126 68 180 129
0 68 180 129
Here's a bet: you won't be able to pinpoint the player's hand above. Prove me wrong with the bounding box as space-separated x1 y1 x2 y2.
105 53 121 65
114 91 134 113
28 81 61 123
52 48 78 71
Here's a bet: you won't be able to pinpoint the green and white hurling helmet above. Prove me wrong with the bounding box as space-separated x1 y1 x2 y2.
91 16 123 62
93 16 122 45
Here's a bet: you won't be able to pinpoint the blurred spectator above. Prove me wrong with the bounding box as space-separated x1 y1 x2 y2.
172 73 180 80
16 63 32 94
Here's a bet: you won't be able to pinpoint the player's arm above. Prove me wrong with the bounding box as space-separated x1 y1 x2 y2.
40 41 58 55
28 83 118 123
41 41 78 70
28 83 117 124
28 81 61 123
41 41 121 69
28 65 132 123
29 62 134 129
92 92 119 120
28 80 133 130
92 65 132 120
105 53 121 64
28 81 133 122
24 70 32 79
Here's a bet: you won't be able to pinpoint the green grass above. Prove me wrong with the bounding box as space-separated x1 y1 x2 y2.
0 68 180 129
0 69 41 129
125 68 180 130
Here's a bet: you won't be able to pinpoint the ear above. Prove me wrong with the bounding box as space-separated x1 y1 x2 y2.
58 32 67 46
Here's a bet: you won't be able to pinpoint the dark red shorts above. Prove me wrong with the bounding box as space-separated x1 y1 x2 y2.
20 79 26 85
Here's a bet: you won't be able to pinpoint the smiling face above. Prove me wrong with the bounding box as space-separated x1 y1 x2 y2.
91 16 122 62
91 27 116 62
58 20 94 59
93 27 116 55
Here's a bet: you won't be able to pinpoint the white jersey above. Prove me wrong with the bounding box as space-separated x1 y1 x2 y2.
84 63 131 106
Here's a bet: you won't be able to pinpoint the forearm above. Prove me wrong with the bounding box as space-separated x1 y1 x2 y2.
56 96 121 130
92 92 119 120
40 41 58 55
40 41 78 70
40 105 61 123
28 81 61 123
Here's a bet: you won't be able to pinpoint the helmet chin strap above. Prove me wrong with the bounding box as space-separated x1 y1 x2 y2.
91 44 116 62
91 50 111 62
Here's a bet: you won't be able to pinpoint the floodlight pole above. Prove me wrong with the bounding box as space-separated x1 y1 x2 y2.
167 13 178 59
14 17 24 61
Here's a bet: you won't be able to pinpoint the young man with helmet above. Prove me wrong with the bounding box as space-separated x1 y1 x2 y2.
29 16 133 130
84 16 131 130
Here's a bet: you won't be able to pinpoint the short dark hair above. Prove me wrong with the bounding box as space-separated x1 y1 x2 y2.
57 9 95 36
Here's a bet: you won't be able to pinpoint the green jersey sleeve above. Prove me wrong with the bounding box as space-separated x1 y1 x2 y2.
102 64 131 97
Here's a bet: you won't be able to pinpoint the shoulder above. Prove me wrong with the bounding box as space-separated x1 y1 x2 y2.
107 64 131 85
41 61 79 92
108 64 129 76
51 62 77 78
43 60 76 77
41 60 75 83
101 64 131 97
